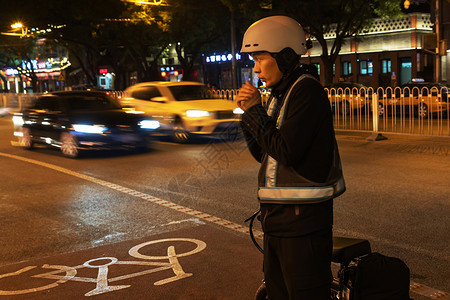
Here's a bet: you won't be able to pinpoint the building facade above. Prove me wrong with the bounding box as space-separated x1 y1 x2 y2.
302 12 448 88
203 11 449 90
1 39 70 93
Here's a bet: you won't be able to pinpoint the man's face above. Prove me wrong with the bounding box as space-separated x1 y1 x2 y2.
251 52 283 88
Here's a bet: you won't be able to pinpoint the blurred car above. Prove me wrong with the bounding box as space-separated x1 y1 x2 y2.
121 81 244 143
69 84 105 91
378 81 449 118
325 82 371 115
13 91 161 158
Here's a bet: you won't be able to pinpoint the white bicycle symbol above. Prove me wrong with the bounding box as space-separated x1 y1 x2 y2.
0 238 206 297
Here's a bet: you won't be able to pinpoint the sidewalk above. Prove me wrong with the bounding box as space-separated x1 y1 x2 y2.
336 130 450 155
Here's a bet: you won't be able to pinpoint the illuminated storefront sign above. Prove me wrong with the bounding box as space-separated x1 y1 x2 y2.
22 60 38 71
205 53 242 63
19 59 60 72
5 69 19 76
160 66 175 72
3 59 65 78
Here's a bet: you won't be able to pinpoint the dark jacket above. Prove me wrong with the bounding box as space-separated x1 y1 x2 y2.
241 67 344 237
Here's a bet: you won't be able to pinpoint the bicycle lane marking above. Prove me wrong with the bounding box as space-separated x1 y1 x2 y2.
0 237 207 296
1 152 448 300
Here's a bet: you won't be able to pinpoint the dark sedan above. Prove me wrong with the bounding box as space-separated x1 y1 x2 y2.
13 91 161 158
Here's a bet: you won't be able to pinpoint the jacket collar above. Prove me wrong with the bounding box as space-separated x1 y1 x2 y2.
270 67 304 99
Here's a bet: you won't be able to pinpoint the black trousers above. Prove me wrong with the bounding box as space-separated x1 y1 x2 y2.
263 229 332 300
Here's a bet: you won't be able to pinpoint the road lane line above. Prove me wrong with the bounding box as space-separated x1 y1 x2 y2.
0 152 258 236
0 152 447 299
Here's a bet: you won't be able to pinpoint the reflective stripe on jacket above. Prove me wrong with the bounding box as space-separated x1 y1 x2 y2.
258 74 346 204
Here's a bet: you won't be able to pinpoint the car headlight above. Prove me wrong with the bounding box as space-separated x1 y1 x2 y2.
233 107 244 115
12 115 24 126
139 120 160 129
186 110 210 117
73 124 107 134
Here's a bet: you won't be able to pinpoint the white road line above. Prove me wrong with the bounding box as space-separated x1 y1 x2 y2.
0 152 260 237
1 152 447 299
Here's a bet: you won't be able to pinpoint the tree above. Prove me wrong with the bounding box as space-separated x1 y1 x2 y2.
252 0 403 85
126 0 231 81
241 0 403 84
0 34 40 92
119 4 172 83
42 0 130 87
1 0 405 89
1 0 132 89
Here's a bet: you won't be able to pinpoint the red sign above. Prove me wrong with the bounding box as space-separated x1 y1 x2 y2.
99 68 108 74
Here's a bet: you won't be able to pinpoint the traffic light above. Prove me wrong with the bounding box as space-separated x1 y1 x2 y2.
161 71 167 77
404 0 410 9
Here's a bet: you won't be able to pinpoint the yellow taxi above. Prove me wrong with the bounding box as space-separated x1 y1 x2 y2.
325 82 371 115
121 81 244 143
378 81 449 118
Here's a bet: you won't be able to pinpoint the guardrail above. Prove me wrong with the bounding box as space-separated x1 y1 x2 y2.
0 93 40 117
215 86 449 137
326 86 449 137
1 86 449 137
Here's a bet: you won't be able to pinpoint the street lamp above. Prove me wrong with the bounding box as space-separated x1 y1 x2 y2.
404 0 441 82
434 0 440 83
121 0 167 5
10 22 27 37
404 0 411 8
1 22 29 37
11 22 23 30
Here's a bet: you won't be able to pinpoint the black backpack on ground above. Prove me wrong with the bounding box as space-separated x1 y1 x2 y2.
346 252 412 300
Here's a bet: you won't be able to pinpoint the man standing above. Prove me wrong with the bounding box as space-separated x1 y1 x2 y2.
236 16 346 299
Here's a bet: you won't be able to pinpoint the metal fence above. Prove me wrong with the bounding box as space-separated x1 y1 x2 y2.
326 86 449 137
215 86 449 137
0 93 39 116
1 86 449 137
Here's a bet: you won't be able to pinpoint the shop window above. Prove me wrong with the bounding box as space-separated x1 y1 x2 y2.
314 64 320 75
342 62 351 75
381 59 391 73
360 60 373 75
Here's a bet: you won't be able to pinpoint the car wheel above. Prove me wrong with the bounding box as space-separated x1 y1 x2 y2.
172 118 190 143
60 132 79 158
341 101 351 116
136 136 154 152
377 102 385 117
20 127 34 149
417 103 429 119
225 126 241 141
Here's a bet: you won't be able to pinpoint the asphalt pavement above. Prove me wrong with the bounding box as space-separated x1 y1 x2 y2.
0 222 263 300
0 114 449 300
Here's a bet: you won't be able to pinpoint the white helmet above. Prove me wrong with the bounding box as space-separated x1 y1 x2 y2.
240 15 308 55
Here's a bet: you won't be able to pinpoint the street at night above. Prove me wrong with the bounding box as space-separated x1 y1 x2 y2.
0 115 449 299
1 0 450 298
